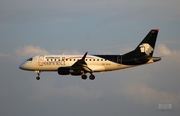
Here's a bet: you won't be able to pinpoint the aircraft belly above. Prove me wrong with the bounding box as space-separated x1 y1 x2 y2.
103 64 131 71
88 65 106 72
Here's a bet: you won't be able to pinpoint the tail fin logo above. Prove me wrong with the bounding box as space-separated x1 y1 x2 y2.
139 43 153 55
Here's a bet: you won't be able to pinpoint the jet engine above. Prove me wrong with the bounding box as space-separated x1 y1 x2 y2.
58 67 70 75
58 67 83 76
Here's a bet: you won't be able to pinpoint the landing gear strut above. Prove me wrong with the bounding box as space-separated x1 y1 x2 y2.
35 71 41 80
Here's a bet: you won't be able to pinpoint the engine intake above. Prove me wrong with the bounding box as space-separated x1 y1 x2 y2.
58 67 70 75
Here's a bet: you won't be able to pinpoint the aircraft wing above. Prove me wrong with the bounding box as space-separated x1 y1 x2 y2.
71 52 93 73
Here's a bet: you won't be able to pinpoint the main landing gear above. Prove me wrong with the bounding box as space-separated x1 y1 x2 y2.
81 74 95 80
35 71 41 80
89 74 95 80
34 71 95 80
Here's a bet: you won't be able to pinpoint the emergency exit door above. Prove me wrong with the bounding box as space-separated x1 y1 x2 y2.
117 55 122 65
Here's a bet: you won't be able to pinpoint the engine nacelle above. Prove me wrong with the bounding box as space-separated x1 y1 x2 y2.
58 67 70 75
58 67 83 76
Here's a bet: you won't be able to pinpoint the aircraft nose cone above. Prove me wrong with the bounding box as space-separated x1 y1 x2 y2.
19 63 26 70
19 64 24 69
19 62 31 70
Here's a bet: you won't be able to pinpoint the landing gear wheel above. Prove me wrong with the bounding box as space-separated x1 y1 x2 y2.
35 71 41 80
36 76 40 80
89 74 95 80
81 75 87 80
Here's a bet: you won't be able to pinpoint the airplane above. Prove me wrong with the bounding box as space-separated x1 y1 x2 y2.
19 29 161 80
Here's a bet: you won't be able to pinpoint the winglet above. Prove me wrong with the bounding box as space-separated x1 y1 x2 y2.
82 52 88 60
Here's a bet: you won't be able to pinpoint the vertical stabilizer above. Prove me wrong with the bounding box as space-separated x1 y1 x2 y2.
135 29 159 57
122 29 159 65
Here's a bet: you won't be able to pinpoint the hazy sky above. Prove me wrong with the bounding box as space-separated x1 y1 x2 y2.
0 0 180 116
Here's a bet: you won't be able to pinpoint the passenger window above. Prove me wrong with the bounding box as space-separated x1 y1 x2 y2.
93 59 95 61
97 59 99 61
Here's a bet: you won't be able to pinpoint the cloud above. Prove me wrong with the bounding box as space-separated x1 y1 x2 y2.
157 44 171 56
155 44 180 63
119 83 180 106
0 45 82 62
15 45 49 57
0 53 11 57
14 45 83 58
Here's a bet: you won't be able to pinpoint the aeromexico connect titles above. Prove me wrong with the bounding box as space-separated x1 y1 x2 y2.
19 29 161 80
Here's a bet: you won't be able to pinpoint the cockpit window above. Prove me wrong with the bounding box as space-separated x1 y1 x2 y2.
27 58 33 61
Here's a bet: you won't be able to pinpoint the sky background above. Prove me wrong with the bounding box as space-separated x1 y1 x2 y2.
0 0 180 116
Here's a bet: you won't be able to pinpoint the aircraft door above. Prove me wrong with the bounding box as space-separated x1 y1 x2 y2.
38 55 44 66
117 55 122 65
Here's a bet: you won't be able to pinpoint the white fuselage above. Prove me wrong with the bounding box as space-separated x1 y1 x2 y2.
20 54 136 72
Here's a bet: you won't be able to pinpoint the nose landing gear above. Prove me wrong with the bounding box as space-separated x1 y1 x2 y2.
36 76 40 80
35 71 41 80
